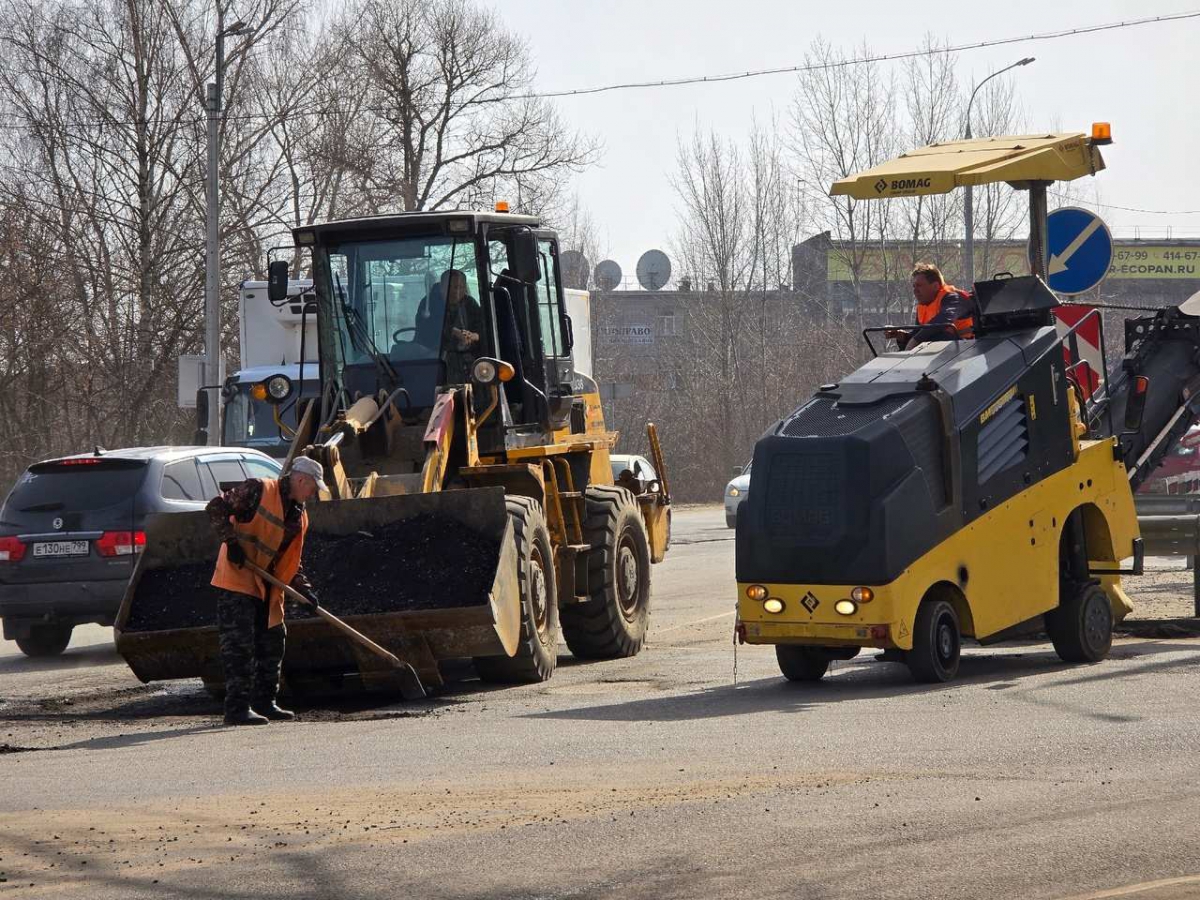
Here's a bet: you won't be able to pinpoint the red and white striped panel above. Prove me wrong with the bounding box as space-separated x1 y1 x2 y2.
1053 305 1103 399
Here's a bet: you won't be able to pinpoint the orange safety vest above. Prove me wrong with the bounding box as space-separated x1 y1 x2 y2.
916 284 975 338
210 479 307 628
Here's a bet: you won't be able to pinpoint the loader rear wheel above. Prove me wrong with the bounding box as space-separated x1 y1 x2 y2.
908 599 960 683
776 646 829 682
1046 581 1112 664
561 486 651 660
15 624 72 658
474 497 559 684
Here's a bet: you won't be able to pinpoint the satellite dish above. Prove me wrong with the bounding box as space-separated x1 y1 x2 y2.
561 250 590 290
636 249 671 291
594 259 622 292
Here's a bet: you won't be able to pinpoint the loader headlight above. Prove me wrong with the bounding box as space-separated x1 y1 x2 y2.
763 598 785 614
262 374 293 404
746 584 768 601
471 357 516 386
835 599 858 616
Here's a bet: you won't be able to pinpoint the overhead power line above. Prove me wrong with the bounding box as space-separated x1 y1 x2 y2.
513 10 1200 100
0 10 1197 132
1050 192 1200 216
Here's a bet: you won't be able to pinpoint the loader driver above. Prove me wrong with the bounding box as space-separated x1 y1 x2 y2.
889 263 976 350
439 268 484 383
205 457 327 726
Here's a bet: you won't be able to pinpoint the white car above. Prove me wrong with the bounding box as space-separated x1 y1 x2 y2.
725 462 751 528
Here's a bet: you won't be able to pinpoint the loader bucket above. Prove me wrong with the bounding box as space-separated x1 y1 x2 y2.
114 487 521 693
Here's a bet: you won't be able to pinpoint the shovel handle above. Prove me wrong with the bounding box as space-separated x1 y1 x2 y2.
245 560 404 669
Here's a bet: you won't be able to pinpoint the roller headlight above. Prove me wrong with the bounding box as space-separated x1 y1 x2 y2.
834 599 858 616
746 584 768 601
763 598 785 614
850 587 874 603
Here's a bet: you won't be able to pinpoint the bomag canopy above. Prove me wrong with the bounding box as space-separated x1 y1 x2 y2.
830 132 1106 200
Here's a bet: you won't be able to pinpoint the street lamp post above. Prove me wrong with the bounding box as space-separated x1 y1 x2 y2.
962 56 1034 289
204 11 249 445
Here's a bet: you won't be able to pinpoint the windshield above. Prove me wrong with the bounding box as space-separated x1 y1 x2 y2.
223 381 320 449
324 236 483 373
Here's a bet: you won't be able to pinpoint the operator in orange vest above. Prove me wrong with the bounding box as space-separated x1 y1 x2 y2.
205 456 326 726
891 262 976 350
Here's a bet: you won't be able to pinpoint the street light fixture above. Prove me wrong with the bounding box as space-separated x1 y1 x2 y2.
203 12 253 445
962 56 1035 288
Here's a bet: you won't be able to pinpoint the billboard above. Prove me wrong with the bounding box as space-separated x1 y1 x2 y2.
828 244 1200 283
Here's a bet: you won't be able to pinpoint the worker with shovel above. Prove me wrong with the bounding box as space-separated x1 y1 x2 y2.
206 457 327 726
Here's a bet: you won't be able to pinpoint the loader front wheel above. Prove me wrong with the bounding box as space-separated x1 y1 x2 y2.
474 497 559 684
561 486 652 660
1046 581 1112 664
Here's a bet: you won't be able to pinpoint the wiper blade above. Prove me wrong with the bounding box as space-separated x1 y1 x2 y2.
334 273 400 388
18 502 64 512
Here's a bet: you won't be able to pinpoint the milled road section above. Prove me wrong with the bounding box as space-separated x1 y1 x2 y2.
2 507 1200 899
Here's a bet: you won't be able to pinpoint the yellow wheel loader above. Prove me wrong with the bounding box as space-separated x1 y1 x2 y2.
116 210 672 695
736 127 1200 683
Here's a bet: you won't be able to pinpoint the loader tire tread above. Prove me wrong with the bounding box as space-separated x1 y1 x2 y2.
474 497 559 684
561 485 652 660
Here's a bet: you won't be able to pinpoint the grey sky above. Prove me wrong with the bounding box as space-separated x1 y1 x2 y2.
488 0 1200 286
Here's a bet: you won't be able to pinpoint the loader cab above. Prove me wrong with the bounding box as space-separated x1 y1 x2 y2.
303 212 576 443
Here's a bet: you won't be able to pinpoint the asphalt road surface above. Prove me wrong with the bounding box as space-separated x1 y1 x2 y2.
3 506 1200 899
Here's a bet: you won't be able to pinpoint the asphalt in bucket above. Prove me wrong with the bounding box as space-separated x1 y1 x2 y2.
124 514 501 632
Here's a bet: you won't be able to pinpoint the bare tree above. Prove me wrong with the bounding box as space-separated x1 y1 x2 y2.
969 73 1028 280
329 0 596 215
899 36 961 283
791 39 898 328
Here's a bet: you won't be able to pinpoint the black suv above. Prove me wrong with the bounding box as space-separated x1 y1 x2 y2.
0 446 282 657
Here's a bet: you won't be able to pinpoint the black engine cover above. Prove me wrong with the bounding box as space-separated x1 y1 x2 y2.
736 327 1076 587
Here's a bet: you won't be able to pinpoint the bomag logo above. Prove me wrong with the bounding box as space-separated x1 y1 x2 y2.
876 176 932 194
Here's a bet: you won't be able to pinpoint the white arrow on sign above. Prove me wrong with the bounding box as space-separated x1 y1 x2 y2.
1048 217 1103 276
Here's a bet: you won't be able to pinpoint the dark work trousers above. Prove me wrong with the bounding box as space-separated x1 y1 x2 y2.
216 590 286 714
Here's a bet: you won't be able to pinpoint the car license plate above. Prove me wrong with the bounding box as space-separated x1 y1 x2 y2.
32 540 90 558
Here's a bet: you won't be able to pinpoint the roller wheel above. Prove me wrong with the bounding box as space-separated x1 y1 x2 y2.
1046 580 1112 663
561 486 652 660
908 599 961 683
475 497 559 683
776 645 829 682
15 624 72 658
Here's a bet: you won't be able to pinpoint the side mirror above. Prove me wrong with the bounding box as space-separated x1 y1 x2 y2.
563 313 575 352
511 228 542 284
1124 375 1150 433
268 260 290 304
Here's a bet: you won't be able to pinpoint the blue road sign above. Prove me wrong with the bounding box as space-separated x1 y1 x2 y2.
1044 206 1113 295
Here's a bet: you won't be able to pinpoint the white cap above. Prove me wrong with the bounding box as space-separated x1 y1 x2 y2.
288 456 329 493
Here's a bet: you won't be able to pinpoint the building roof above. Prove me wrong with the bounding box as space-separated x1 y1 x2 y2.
830 133 1106 200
